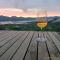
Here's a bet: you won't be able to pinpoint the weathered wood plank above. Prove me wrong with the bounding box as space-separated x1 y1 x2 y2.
0 31 11 42
0 31 25 57
0 31 7 35
0 31 8 35
52 32 60 41
48 32 60 52
45 32 60 60
11 32 34 60
0 31 60 60
24 32 38 60
0 31 17 42
0 31 28 60
0 31 12 42
38 32 50 60
0 31 19 47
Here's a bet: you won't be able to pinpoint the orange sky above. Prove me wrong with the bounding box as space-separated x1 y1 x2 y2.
0 8 60 17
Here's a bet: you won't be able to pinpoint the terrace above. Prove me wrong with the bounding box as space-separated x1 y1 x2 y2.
0 31 60 60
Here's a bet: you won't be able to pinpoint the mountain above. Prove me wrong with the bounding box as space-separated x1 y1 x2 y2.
0 16 36 21
48 16 60 23
0 16 60 31
0 15 60 25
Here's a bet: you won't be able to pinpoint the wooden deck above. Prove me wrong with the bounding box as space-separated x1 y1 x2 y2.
0 31 60 60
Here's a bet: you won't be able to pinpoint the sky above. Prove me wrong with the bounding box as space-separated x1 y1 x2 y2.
0 0 60 17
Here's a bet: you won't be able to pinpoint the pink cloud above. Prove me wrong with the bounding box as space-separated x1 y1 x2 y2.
0 8 60 17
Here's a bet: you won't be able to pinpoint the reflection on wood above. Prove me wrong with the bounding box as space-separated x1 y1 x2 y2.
0 31 60 60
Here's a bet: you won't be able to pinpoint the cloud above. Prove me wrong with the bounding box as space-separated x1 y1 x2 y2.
0 8 60 17
0 8 24 12
0 0 60 12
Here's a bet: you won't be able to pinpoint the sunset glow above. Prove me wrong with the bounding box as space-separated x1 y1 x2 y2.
0 8 60 17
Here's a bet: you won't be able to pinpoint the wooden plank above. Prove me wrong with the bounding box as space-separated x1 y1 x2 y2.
0 31 29 60
38 32 50 60
0 32 14 42
0 31 12 41
0 31 8 35
0 31 17 42
24 32 38 60
45 32 60 60
0 31 19 47
0 31 14 42
0 31 18 42
0 31 60 60
0 31 25 57
48 32 60 52
11 32 34 60
0 31 7 36
52 32 60 41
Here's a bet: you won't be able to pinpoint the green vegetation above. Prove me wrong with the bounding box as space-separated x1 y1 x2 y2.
0 22 60 31
47 22 60 31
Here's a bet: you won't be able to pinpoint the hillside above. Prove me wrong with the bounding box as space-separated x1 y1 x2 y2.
0 16 60 31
